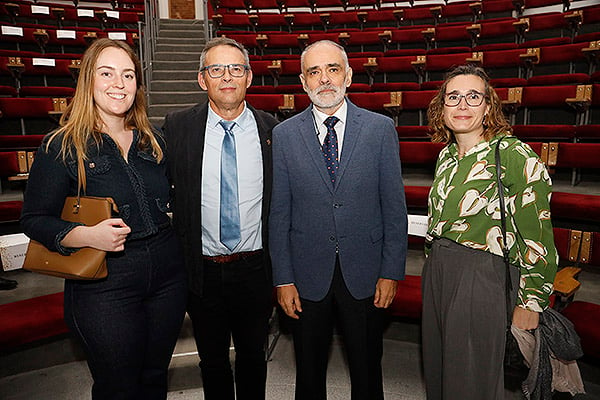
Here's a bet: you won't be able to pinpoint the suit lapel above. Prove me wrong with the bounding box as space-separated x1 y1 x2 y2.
297 107 336 194
334 100 362 190
188 104 208 204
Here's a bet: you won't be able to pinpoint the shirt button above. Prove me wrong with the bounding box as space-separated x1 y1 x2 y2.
89 162 95 168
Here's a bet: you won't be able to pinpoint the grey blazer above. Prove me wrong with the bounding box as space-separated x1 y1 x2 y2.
269 100 408 301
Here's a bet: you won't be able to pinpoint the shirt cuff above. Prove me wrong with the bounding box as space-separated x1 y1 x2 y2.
54 222 85 256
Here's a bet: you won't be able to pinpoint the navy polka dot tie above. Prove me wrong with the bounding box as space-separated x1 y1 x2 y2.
322 116 340 184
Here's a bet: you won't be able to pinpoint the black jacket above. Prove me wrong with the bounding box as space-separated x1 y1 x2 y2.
21 131 171 254
162 102 279 296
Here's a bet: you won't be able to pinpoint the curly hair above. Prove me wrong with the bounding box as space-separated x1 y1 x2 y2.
427 65 512 144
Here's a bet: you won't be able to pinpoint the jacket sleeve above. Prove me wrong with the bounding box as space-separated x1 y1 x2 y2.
378 117 408 280
20 139 82 254
268 123 295 286
504 139 558 311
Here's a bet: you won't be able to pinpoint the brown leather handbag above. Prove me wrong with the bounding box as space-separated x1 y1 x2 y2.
23 156 118 280
23 196 118 280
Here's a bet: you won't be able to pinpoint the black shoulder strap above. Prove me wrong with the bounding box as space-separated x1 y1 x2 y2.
495 137 514 326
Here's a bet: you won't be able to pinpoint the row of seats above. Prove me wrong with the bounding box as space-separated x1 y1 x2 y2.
211 0 570 17
0 1 143 30
395 124 600 142
246 48 598 82
236 84 599 125
214 5 598 37
219 28 598 61
0 23 140 53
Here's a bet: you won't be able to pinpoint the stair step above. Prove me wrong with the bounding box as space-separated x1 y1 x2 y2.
154 52 202 61
148 19 207 121
150 91 203 104
151 80 200 91
149 101 206 118
153 60 199 70
158 29 205 39
159 18 204 26
155 43 205 53
153 70 198 80
157 37 203 45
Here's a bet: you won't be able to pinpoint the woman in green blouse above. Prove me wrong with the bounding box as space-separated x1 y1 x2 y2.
421 65 558 399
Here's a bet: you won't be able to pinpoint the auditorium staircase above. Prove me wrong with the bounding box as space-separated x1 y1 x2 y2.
147 19 209 127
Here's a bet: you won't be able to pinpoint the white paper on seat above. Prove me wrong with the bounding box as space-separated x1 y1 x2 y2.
56 30 76 39
31 6 50 15
106 10 120 19
408 214 428 238
1 26 24 36
77 9 94 18
33 58 56 67
108 32 127 40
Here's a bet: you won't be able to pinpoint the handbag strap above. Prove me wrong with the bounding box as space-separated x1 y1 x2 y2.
76 155 87 204
495 137 513 327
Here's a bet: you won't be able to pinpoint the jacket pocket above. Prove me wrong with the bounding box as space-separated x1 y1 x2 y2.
370 225 383 243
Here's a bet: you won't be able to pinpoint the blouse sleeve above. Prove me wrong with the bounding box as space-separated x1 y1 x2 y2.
20 138 82 255
503 139 558 311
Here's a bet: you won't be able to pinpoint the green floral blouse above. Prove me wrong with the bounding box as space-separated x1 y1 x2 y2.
426 134 558 311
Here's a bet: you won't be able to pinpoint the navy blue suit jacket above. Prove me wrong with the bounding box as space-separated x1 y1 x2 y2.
269 100 408 301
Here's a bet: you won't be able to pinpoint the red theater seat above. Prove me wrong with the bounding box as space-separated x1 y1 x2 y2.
0 200 23 222
551 192 600 223
0 292 69 350
559 230 600 360
388 275 423 320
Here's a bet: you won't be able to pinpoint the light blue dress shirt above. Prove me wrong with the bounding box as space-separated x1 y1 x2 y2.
201 103 264 256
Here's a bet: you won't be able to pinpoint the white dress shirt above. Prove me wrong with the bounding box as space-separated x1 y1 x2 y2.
312 99 348 158
201 102 264 256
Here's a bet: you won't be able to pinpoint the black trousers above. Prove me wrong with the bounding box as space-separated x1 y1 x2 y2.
291 259 385 400
187 252 272 400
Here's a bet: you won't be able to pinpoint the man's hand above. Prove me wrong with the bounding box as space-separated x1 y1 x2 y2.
277 285 302 319
374 278 398 308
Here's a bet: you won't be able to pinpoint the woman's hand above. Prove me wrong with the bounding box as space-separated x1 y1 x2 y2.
61 218 131 252
512 306 540 330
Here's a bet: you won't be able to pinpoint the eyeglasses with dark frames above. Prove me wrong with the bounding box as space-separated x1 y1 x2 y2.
201 63 250 78
444 91 486 107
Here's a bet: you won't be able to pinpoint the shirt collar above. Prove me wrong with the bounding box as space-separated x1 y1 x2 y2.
311 98 348 130
207 101 250 132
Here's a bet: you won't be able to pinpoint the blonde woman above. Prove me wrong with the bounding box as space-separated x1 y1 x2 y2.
21 39 186 400
422 65 557 399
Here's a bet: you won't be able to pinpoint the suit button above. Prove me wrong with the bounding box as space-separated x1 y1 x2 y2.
333 203 340 208
329 236 336 242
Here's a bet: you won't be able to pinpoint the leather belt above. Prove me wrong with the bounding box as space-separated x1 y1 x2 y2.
203 250 263 264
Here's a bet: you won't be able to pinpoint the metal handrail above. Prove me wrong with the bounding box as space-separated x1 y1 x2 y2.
141 0 159 99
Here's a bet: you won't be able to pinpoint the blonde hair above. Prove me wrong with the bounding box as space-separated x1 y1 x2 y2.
427 65 512 144
47 39 162 189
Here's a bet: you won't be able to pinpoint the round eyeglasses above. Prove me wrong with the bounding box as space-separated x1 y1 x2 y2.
201 63 250 78
444 91 486 107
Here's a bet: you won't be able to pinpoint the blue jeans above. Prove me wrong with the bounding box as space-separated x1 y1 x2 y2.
64 227 187 400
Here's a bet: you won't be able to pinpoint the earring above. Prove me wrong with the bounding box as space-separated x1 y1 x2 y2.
482 114 488 129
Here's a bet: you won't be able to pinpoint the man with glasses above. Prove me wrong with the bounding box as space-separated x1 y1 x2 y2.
162 37 279 400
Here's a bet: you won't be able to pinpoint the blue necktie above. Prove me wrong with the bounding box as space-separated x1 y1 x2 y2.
219 120 241 251
322 116 340 184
